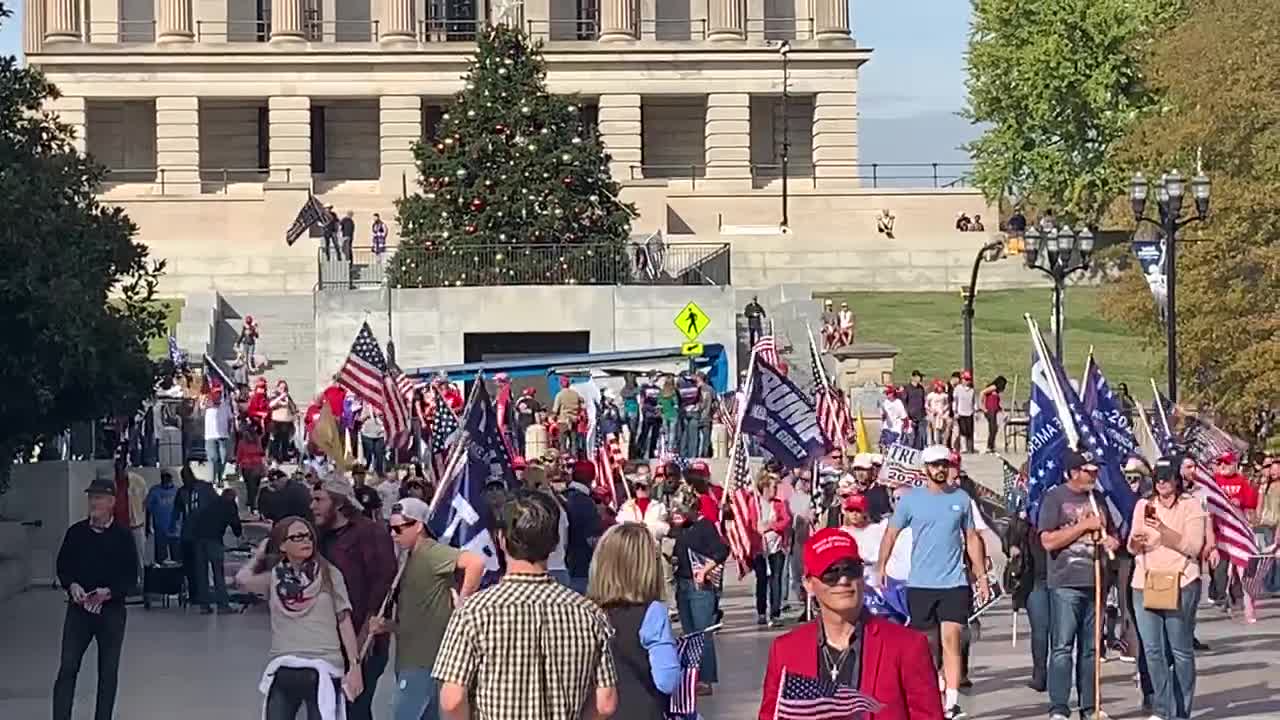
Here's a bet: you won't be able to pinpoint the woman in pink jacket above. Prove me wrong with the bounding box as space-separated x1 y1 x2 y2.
754 471 793 627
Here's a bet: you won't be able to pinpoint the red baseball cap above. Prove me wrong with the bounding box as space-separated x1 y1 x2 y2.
841 494 868 512
803 528 863 577
1218 452 1238 465
572 460 596 483
687 460 710 476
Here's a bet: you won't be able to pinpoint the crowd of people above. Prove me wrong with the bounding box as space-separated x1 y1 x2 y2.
878 369 1010 454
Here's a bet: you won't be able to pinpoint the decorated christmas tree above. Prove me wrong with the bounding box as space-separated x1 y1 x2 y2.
389 24 634 287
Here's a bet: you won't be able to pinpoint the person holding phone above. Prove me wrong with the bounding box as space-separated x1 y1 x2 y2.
236 516 363 720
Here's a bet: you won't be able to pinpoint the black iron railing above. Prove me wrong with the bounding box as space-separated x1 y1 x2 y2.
317 242 731 289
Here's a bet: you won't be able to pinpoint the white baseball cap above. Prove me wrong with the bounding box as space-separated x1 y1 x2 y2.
390 497 430 524
921 445 953 465
852 453 874 470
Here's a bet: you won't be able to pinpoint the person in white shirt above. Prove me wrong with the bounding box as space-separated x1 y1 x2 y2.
839 494 911 587
202 383 233 485
925 380 952 446
881 386 909 447
951 371 977 454
615 476 669 541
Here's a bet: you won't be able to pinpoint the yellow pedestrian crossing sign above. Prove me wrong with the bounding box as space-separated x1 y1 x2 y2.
674 302 710 342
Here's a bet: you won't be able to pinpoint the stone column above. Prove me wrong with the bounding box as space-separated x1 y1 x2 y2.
25 0 47 53
597 94 642 182
268 96 312 183
46 96 87 153
379 96 422 196
270 0 307 43
155 97 201 194
44 0 81 43
706 0 745 42
379 0 415 43
704 93 750 185
598 0 636 42
813 0 850 40
812 91 858 185
157 0 196 43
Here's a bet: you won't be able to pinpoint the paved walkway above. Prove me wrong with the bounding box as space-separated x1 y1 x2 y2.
4 579 1278 719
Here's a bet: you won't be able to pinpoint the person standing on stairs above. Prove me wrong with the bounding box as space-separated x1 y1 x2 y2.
239 316 259 373
340 211 356 265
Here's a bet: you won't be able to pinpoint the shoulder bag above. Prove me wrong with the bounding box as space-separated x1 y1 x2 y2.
1142 500 1183 611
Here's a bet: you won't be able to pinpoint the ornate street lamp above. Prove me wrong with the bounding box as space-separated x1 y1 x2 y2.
1024 223 1095 361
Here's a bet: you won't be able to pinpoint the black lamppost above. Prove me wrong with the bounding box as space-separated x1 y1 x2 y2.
778 40 791 229
1024 223 1095 361
1130 170 1210 403
961 240 1006 375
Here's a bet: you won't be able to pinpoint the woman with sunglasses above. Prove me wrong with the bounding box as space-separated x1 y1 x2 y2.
236 516 363 720
1128 456 1206 720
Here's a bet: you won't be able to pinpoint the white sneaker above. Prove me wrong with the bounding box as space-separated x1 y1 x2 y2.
1049 714 1070 720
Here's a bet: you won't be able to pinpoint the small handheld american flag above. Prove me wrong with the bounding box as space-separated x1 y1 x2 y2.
428 389 461 480
688 549 723 588
774 669 883 720
667 629 709 717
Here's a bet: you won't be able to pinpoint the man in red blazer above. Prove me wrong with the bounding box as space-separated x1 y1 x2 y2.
758 528 943 720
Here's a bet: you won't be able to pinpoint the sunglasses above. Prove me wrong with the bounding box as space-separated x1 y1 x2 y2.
390 519 419 535
284 532 312 544
818 561 864 586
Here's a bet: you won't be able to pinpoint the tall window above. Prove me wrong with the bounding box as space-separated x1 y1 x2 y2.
310 106 327 174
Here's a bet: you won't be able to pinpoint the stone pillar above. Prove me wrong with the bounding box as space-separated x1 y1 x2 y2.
813 0 851 40
270 0 307 43
268 96 312 183
44 0 81 43
46 96 87 153
25 0 47 53
380 0 415 43
704 93 751 185
379 96 422 196
157 0 196 43
598 0 636 42
597 94 642 183
706 0 745 41
812 91 858 185
155 97 201 194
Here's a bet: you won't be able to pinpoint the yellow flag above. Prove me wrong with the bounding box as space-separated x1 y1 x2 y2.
310 402 351 472
855 408 871 454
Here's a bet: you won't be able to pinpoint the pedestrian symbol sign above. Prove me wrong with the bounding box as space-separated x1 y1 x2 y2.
674 302 710 342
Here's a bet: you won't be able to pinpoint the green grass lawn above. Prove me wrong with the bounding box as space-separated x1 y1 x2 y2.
146 299 185 358
820 288 1158 405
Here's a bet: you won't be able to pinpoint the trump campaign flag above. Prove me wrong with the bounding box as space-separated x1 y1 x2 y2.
739 357 826 469
1025 330 1070 522
1079 353 1139 535
426 381 508 572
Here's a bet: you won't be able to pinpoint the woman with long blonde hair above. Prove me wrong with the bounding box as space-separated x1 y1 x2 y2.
235 516 363 720
588 523 681 720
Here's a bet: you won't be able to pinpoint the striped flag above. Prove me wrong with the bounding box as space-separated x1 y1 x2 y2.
428 389 462 480
335 323 410 448
286 194 327 245
668 630 709 716
752 335 780 368
774 670 883 719
593 431 625 508
807 327 852 450
1001 456 1027 513
1149 393 1259 568
724 435 761 576
688 549 724 588
1244 555 1276 602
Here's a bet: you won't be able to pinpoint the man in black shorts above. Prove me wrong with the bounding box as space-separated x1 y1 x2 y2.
878 445 990 720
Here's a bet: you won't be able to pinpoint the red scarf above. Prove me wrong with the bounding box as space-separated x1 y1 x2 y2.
635 497 651 517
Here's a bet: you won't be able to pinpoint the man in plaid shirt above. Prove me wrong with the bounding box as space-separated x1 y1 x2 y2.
434 490 619 720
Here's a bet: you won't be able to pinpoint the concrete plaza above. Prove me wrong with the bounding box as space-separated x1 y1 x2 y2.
3 579 1278 719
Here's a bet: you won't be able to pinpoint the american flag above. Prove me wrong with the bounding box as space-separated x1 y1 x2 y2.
753 335 780 368
668 630 709 716
723 433 761 576
688 549 724 588
286 194 328 245
807 326 852 450
774 670 883 720
593 431 625 508
1001 456 1027 513
395 371 419 402
1244 555 1275 601
1149 392 1259 569
336 323 411 448
428 389 462 480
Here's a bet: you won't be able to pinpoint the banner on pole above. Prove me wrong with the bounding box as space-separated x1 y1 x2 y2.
1131 232 1168 320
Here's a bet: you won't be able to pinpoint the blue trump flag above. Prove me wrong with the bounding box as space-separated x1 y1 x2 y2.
427 381 506 573
740 357 826 469
1026 336 1069 523
1080 354 1139 536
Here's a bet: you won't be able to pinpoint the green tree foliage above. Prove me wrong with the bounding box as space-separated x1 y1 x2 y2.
1099 0 1280 437
391 24 634 287
0 4 166 489
963 0 1183 222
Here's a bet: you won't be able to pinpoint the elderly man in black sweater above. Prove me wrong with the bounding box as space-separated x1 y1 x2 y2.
53 475 139 720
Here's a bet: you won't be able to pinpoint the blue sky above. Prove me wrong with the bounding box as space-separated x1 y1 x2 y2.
0 0 975 160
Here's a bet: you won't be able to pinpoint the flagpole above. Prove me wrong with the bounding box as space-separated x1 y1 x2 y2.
1080 346 1094 398
427 375 485 514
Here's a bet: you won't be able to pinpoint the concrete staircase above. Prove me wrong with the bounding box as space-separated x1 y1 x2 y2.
218 294 318 396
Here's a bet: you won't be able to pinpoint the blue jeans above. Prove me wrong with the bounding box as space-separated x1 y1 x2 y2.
1257 527 1279 593
678 414 699 457
675 579 719 683
1134 580 1199 720
194 538 228 607
205 437 228 483
392 668 440 720
1026 581 1050 685
1048 587 1096 718
662 417 678 453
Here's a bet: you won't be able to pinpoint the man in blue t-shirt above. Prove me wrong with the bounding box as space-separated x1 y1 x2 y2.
144 470 181 564
877 445 990 720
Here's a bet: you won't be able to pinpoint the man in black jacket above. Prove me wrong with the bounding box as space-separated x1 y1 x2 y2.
903 370 928 449
54 476 138 720
172 463 242 613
